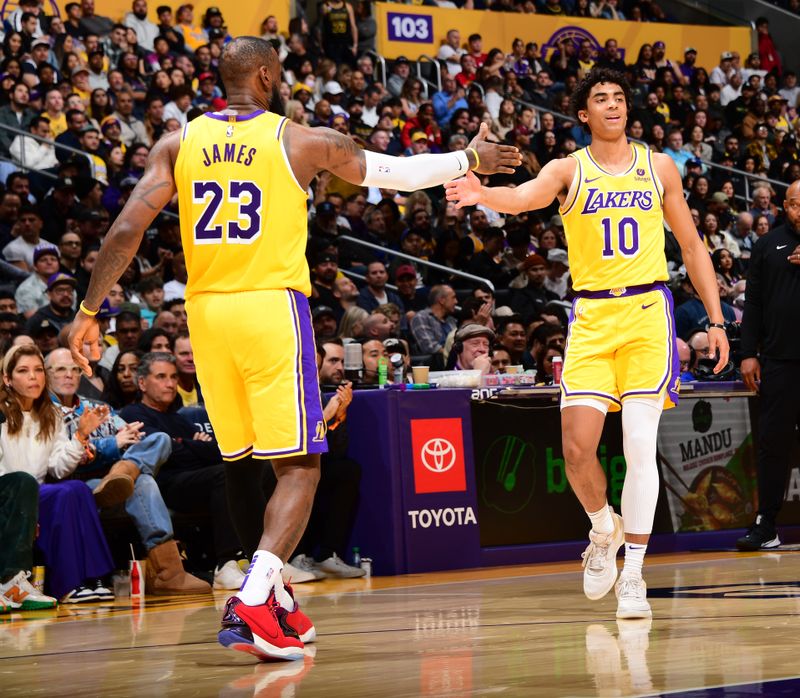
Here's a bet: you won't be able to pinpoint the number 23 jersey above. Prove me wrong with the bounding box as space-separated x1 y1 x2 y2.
560 142 668 292
174 111 310 300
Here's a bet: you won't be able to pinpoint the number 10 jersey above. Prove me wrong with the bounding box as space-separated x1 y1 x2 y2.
560 142 668 293
174 110 310 300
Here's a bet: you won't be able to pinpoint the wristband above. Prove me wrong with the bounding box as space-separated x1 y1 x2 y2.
79 301 98 317
467 147 480 171
708 322 726 331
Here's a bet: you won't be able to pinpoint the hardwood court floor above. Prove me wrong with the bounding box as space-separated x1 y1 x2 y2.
2 551 800 697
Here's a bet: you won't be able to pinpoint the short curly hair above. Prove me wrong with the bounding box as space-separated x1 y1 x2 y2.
569 68 632 132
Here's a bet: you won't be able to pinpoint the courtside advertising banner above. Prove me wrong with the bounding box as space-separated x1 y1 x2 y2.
657 396 757 533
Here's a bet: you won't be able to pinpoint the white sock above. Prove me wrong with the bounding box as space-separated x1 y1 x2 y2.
622 542 646 578
587 503 614 534
236 550 282 606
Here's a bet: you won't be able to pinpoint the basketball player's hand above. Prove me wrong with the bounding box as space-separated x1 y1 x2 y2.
788 244 800 264
741 357 760 393
468 122 522 175
707 326 730 374
69 311 102 377
444 170 482 209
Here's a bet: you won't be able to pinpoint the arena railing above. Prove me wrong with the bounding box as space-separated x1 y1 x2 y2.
340 267 399 291
365 50 388 87
415 54 442 99
337 234 495 290
0 120 98 181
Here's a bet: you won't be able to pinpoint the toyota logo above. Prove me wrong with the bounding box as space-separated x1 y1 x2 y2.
421 438 456 473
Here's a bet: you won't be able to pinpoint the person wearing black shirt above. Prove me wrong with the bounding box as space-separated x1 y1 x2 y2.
739 179 800 550
120 352 243 575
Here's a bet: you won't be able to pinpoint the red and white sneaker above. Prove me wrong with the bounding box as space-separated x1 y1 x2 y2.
274 583 316 643
217 596 304 662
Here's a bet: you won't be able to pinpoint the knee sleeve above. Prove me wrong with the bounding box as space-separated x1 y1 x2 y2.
620 398 663 535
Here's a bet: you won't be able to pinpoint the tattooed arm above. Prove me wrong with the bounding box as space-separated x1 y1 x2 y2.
283 122 521 190
68 131 180 375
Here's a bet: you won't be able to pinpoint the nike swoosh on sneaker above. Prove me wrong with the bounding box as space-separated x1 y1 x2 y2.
584 176 602 183
777 244 788 249
641 302 657 310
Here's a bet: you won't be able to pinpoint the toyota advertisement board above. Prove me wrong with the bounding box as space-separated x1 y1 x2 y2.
397 392 482 572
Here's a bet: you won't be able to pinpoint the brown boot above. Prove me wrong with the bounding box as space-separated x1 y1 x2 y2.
92 460 139 508
145 540 212 596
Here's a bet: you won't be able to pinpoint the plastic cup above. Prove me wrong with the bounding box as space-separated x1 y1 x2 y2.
411 366 429 384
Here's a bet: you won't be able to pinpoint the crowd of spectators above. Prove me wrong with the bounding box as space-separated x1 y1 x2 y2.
0 0 796 607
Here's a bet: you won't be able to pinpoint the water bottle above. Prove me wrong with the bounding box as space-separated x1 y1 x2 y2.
378 356 388 386
352 547 361 567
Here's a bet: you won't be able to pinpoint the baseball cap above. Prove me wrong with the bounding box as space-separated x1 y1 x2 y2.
293 83 313 96
80 124 100 134
31 39 51 50
97 298 120 320
383 337 406 355
316 201 336 216
768 94 787 103
684 47 697 54
395 264 416 280
410 130 428 143
71 66 89 78
323 81 344 96
33 244 59 264
205 5 222 16
312 305 336 320
54 176 76 191
88 47 104 57
455 323 495 344
314 251 338 265
654 41 666 49
210 97 227 111
100 115 120 130
525 253 546 267
29 317 58 337
547 248 569 267
119 176 139 190
46 272 76 291
208 27 225 40
710 192 730 204
395 56 410 65
198 71 216 83
721 51 734 60
549 214 563 228
77 208 106 222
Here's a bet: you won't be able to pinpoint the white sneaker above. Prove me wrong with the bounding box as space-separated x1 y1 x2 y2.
582 511 624 600
281 562 317 584
289 554 327 581
213 560 247 590
0 591 20 612
316 553 366 578
91 579 114 602
0 571 56 610
615 573 652 619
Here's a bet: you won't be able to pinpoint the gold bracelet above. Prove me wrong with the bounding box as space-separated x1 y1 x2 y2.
467 147 480 171
79 301 98 317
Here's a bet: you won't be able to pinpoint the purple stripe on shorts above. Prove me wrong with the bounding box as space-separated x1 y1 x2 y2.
574 281 666 300
290 289 328 455
221 444 254 461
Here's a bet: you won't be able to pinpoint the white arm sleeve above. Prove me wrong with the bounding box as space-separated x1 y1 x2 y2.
362 149 470 191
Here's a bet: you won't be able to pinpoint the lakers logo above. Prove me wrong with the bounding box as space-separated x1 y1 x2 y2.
312 421 326 442
609 287 627 297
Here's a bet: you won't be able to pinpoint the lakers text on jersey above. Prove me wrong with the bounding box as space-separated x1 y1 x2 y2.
558 143 679 411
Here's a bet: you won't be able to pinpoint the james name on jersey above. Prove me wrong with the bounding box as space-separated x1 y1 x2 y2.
201 143 258 167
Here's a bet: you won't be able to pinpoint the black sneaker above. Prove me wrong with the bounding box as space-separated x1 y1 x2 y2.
736 515 781 551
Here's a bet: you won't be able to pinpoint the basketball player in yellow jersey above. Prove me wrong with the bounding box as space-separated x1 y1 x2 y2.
446 68 729 619
68 37 521 661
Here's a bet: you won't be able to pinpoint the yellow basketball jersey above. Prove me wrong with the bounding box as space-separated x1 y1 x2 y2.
560 142 667 292
174 111 310 299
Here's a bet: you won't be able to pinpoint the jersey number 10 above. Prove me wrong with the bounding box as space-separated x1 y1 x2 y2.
601 217 640 259
193 180 263 244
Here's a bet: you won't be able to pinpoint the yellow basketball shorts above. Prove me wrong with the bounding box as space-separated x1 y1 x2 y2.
186 288 327 460
561 282 680 412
